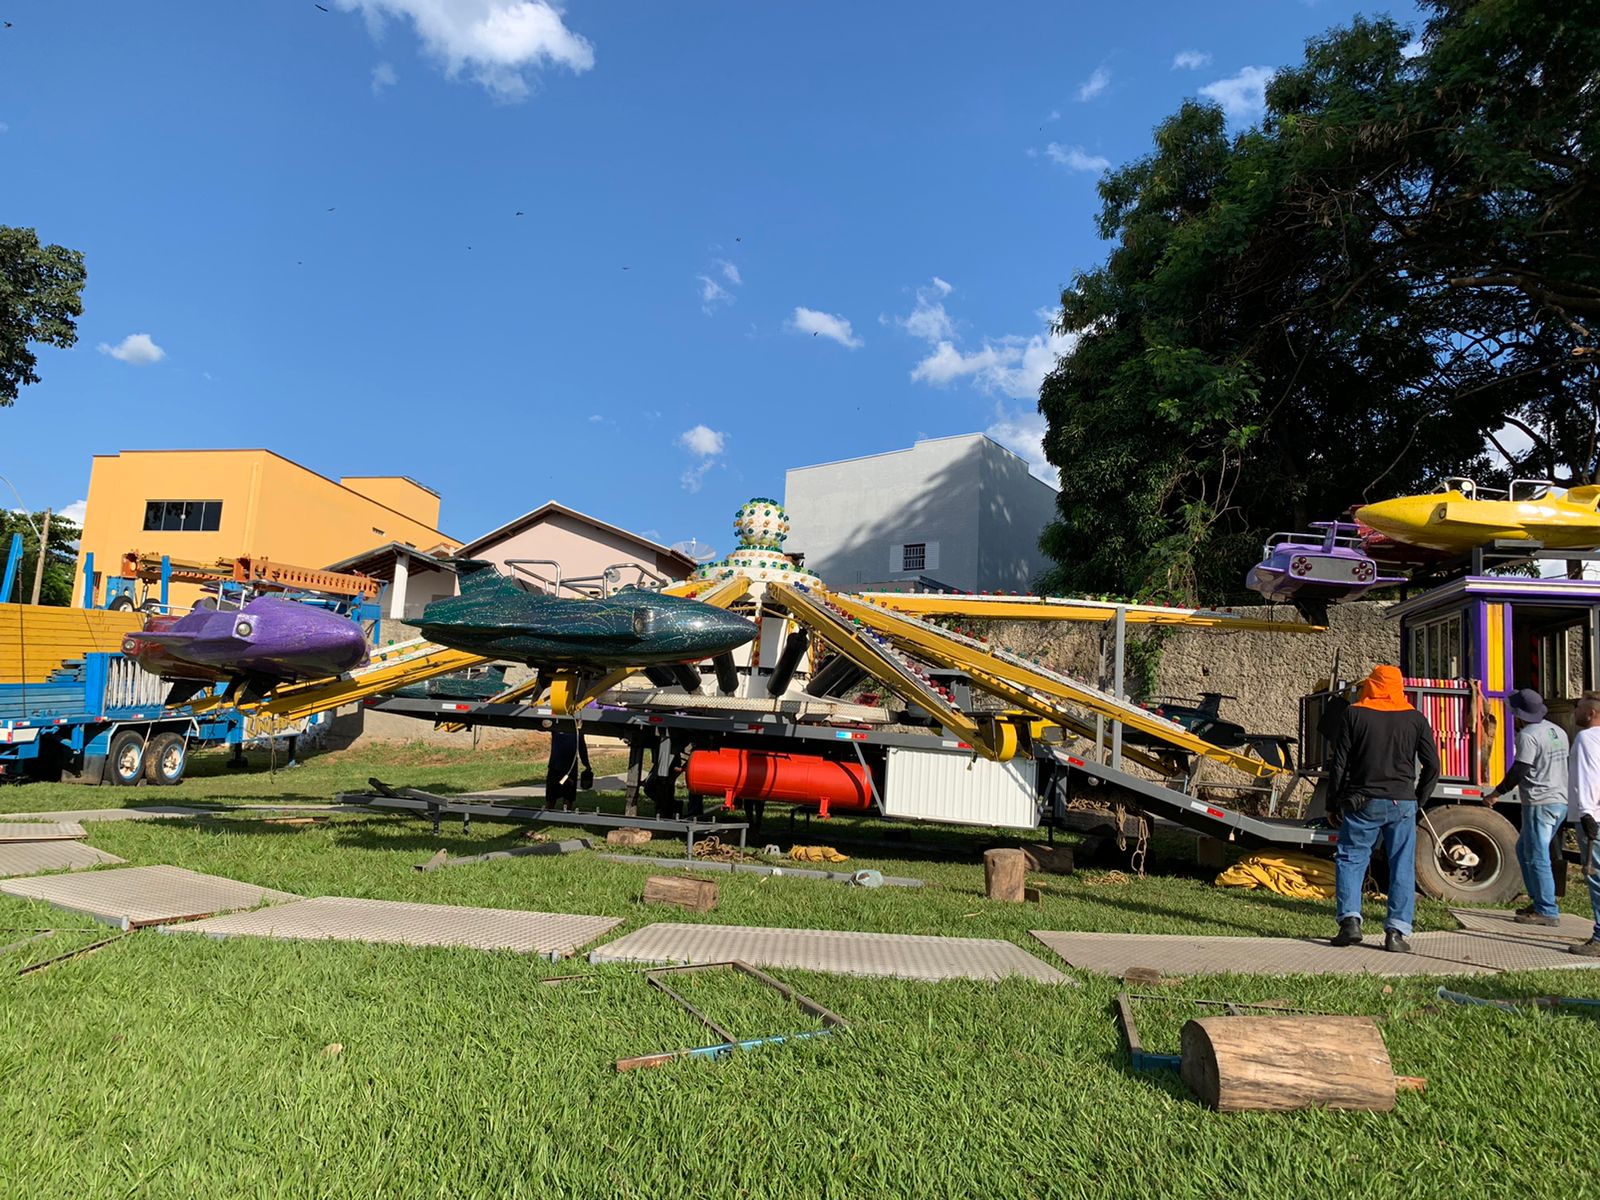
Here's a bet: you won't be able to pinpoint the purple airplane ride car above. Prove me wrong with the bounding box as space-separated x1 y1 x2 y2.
1245 521 1401 622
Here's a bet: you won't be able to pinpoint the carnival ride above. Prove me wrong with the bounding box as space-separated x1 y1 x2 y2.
1355 477 1600 554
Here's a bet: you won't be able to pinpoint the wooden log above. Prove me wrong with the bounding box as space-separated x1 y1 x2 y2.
643 875 719 913
1180 1016 1397 1113
983 848 1027 902
1195 836 1228 871
606 828 653 846
1017 845 1075 875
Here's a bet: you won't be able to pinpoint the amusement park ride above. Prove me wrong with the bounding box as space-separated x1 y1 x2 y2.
5 478 1599 905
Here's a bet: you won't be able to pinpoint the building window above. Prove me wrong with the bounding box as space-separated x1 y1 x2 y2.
902 542 926 572
143 500 223 532
1407 612 1463 679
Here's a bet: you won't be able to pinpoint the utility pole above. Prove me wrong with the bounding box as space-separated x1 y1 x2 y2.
28 509 51 606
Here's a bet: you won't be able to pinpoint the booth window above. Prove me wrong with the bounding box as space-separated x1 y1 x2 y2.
1407 612 1463 679
143 500 223 532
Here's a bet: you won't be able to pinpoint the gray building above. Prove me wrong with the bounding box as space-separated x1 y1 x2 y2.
784 434 1059 593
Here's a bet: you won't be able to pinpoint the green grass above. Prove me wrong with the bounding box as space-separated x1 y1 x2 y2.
1 740 1597 1199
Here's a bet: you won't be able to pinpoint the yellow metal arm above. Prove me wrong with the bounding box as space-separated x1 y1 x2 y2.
854 592 1323 632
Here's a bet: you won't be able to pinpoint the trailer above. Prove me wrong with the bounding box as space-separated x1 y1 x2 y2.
0 650 244 785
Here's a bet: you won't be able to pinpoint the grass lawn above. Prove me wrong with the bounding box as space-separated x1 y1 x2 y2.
1 740 1597 1199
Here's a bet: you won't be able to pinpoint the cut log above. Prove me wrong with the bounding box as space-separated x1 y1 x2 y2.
1180 1016 1397 1113
983 848 1027 902
1195 836 1228 870
1017 845 1075 875
607 828 653 846
643 874 719 913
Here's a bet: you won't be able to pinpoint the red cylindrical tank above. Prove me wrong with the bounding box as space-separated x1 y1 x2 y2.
685 749 872 817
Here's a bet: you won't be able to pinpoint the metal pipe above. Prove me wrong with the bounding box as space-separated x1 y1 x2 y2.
1111 606 1125 768
713 652 739 695
766 630 810 696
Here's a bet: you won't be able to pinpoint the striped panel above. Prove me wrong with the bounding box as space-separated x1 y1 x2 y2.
1404 677 1471 780
0 606 143 685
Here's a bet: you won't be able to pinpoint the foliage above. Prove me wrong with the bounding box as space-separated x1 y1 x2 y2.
0 226 87 407
0 508 81 605
1038 0 1600 603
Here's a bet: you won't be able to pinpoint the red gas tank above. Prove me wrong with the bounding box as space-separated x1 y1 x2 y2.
685 749 872 818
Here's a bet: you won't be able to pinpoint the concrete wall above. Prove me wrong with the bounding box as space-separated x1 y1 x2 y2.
984 601 1400 741
468 510 690 590
786 435 1056 593
338 477 442 528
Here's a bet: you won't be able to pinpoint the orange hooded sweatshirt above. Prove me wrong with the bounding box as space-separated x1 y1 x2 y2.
1354 665 1412 712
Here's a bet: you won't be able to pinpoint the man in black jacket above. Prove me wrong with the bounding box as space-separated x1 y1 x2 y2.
1325 664 1441 953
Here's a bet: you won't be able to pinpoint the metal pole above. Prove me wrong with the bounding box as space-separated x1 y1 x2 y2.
28 509 51 606
1111 606 1126 768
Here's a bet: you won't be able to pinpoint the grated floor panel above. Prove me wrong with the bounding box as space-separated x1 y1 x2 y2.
0 806 211 823
162 896 622 956
590 922 1069 984
0 865 297 930
0 841 124 878
1449 906 1593 943
0 822 87 842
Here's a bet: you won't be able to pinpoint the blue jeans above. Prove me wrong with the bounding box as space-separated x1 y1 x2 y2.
1334 797 1416 935
1516 804 1564 918
1577 826 1600 941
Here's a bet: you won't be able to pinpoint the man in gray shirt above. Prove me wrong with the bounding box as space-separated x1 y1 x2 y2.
1486 688 1568 925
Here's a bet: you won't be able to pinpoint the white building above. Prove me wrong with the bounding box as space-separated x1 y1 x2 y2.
784 434 1059 593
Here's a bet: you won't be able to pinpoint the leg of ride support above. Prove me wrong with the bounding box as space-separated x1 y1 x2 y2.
624 739 645 818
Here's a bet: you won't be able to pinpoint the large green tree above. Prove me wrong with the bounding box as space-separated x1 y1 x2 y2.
0 510 82 606
0 226 87 407
1038 0 1600 604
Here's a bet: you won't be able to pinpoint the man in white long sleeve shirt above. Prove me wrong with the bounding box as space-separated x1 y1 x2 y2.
1567 695 1600 956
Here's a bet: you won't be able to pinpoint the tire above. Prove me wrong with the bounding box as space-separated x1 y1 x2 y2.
1415 804 1522 905
143 732 187 786
105 730 147 786
106 594 135 612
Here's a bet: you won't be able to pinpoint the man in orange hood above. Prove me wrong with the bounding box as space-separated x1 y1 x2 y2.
1325 665 1441 952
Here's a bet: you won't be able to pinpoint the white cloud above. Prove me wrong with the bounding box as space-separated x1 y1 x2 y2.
1172 49 1211 70
985 409 1060 488
371 61 398 94
1046 109 1061 122
1076 65 1110 102
1199 65 1276 119
787 307 862 349
897 279 956 343
1044 143 1110 173
716 259 741 286
678 424 726 458
336 0 594 100
57 499 88 525
910 310 1075 402
1400 39 1424 60
698 274 734 312
677 424 727 492
97 333 166 365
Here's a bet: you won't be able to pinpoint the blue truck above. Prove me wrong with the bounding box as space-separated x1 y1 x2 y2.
0 650 245 785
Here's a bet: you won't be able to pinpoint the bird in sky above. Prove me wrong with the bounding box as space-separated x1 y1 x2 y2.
314 4 329 11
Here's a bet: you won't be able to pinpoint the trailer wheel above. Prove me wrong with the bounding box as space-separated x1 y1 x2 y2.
106 730 147 786
143 732 188 786
1415 804 1521 905
106 594 135 612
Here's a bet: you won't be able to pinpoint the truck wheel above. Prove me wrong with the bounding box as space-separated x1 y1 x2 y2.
1415 804 1522 905
106 730 147 786
143 732 188 786
106 594 135 612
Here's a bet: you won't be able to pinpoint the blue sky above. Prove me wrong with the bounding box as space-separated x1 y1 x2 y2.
2 0 1411 556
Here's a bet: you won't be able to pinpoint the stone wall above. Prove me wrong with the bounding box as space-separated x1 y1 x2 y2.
983 601 1400 741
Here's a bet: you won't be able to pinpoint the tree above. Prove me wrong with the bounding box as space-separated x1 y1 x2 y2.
1037 0 1600 604
0 226 88 407
0 509 81 606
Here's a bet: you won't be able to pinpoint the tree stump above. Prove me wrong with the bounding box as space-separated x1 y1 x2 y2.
983 848 1027 902
1180 1016 1397 1112
643 875 719 913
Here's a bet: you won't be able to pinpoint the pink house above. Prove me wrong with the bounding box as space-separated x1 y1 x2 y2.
454 501 696 596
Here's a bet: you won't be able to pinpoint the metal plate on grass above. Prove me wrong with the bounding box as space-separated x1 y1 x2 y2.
0 865 297 930
1030 930 1498 977
591 923 1069 984
0 807 210 823
0 822 88 842
161 896 622 955
1448 907 1592 943
1407 931 1600 972
0 841 124 878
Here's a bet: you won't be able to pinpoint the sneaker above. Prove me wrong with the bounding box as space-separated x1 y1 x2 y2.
1570 939 1600 958
1513 912 1561 927
1331 917 1363 947
1515 905 1536 917
1385 930 1413 954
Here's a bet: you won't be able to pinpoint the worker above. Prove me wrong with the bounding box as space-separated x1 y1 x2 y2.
1326 664 1440 953
1484 688 1568 926
1567 694 1600 957
545 729 592 812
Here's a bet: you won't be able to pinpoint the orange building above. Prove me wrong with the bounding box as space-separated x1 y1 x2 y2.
76 450 458 609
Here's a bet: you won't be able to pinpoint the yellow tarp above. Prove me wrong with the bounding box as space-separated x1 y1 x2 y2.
1215 851 1336 900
